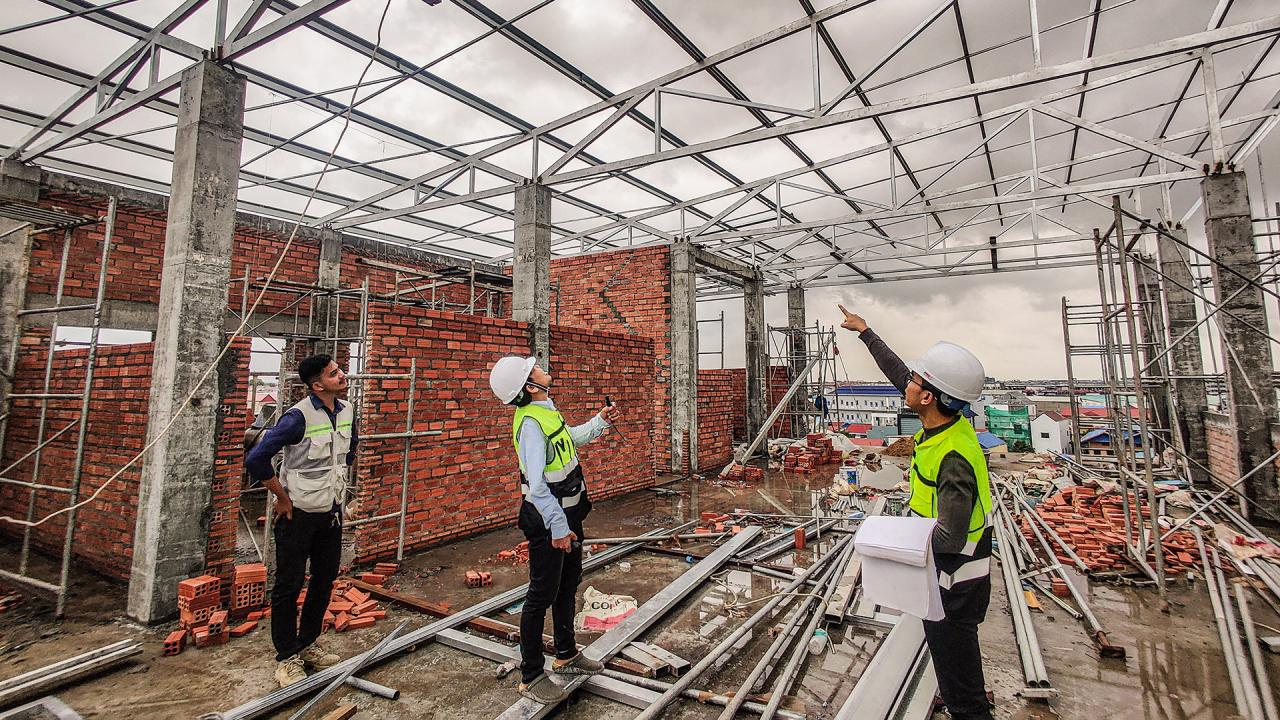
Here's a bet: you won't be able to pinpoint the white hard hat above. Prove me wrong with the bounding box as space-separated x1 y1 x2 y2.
907 341 985 404
489 355 538 404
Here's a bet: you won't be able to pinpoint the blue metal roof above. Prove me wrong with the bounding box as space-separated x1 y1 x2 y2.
834 385 903 396
1080 427 1143 445
975 431 1007 449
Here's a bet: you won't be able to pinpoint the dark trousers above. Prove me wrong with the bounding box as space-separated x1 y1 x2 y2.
922 573 993 720
518 498 590 684
271 508 342 662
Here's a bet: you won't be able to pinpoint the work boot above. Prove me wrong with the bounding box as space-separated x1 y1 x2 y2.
274 655 306 688
552 652 604 676
518 674 570 704
299 642 340 669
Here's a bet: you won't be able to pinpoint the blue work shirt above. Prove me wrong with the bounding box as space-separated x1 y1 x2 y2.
245 394 359 482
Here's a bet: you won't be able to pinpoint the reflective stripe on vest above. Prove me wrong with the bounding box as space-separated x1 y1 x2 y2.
908 416 993 555
280 397 354 512
938 556 991 589
513 403 584 506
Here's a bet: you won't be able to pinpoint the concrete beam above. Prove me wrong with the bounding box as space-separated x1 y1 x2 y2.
787 284 806 438
0 159 40 203
512 183 551 367
128 60 246 623
691 246 755 284
0 218 33 411
670 240 698 473
1202 171 1278 515
744 271 767 443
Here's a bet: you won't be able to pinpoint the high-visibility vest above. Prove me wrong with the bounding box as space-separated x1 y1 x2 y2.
279 396 354 513
513 403 585 508
908 416 993 588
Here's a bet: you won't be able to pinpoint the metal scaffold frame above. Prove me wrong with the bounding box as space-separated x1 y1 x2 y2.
0 197 115 617
766 322 840 440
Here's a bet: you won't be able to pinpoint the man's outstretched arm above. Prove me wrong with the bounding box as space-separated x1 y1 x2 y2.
839 305 911 394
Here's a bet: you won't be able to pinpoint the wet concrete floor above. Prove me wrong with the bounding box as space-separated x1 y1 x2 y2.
0 456 1268 719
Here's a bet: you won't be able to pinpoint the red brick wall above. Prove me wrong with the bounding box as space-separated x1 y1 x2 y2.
548 246 671 472
692 370 737 472
353 305 656 561
725 366 791 442
27 191 489 324
0 332 250 582
1205 412 1237 487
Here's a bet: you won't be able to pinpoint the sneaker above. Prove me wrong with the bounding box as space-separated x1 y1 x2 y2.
552 653 604 676
299 642 340 669
518 674 570 704
274 655 306 688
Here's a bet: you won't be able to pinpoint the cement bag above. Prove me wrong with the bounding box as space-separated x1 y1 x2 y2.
575 586 638 632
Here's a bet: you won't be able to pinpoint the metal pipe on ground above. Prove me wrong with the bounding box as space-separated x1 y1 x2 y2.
1019 498 1090 573
1235 583 1279 720
205 522 696 719
1018 492 1125 659
0 640 142 707
1195 528 1252 717
992 510 1055 696
632 535 855 720
288 621 408 720
1214 545 1265 720
757 540 857 720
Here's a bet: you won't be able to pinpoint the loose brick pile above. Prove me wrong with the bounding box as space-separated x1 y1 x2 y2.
719 464 764 484
782 434 839 474
1022 486 1200 575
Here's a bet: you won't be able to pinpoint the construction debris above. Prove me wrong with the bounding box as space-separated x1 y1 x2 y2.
882 436 915 457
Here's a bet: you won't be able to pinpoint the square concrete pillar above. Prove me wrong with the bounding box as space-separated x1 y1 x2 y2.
670 240 698 472
744 272 767 443
0 218 33 411
1155 227 1210 484
1202 171 1278 514
513 183 551 367
786 284 807 437
129 60 246 623
314 226 342 353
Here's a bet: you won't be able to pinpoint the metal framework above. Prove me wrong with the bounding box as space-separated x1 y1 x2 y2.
0 1 1277 297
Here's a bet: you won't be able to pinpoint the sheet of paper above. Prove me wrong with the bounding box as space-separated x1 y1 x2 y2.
855 516 944 621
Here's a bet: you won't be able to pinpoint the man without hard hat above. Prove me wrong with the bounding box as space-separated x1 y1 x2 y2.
488 356 621 704
839 305 995 720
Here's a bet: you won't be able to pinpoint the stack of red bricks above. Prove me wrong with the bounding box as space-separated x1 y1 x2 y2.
806 434 837 463
167 566 273 656
325 580 388 632
1022 486 1200 575
360 562 398 586
496 541 531 565
783 445 821 473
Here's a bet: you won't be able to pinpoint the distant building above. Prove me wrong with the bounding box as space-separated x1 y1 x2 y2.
1032 411 1071 455
976 431 1009 455
824 384 903 428
986 405 1032 447
1078 427 1145 467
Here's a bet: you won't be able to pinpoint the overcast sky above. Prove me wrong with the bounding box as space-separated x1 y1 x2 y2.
4 0 1280 381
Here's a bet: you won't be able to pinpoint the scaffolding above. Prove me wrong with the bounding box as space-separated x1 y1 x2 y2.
765 323 839 440
0 198 115 617
696 311 725 370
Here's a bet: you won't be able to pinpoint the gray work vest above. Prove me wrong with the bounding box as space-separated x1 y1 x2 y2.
279 397 354 513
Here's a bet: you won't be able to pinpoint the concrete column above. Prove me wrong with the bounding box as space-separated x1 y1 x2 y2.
670 240 698 472
513 183 551 367
744 272 767 444
315 226 341 352
1158 226 1210 484
129 61 245 623
1202 171 1278 514
1134 254 1172 441
786 284 807 437
0 161 39 412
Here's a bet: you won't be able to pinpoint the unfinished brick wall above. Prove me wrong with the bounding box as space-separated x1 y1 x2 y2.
353 305 655 561
1205 412 1238 487
547 246 671 472
725 366 791 442
691 370 737 472
27 188 488 326
0 332 250 583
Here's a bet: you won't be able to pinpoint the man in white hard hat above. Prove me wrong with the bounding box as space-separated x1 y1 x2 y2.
839 305 994 720
489 355 620 704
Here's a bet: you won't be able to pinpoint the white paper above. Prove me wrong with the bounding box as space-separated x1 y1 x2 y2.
855 516 945 621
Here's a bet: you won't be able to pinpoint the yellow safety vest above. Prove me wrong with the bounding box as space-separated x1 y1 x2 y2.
513 403 584 507
908 417 993 586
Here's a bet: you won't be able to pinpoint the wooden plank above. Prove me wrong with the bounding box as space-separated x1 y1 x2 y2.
318 704 358 720
620 644 671 676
